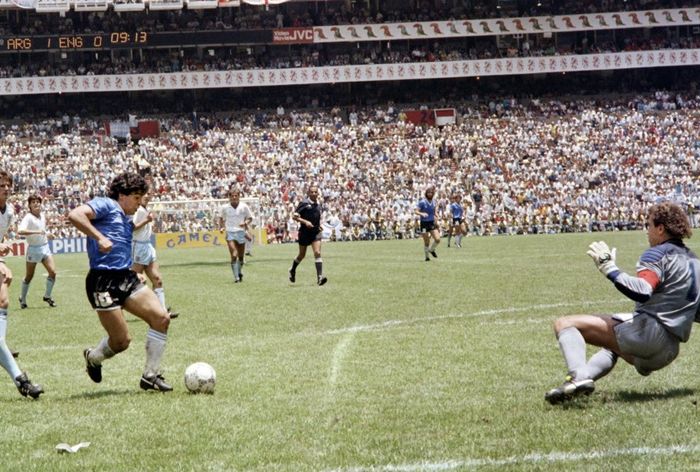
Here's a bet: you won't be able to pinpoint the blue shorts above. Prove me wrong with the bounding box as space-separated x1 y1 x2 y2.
27 244 51 264
132 241 156 266
226 230 247 244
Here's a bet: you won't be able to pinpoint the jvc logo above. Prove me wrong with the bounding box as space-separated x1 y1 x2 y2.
274 29 313 43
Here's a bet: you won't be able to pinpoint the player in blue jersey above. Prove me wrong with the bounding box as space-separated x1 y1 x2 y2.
447 193 465 249
545 202 700 404
415 187 440 261
68 172 173 392
0 170 43 399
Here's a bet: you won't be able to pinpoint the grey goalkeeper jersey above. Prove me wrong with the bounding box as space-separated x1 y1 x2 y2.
609 240 700 342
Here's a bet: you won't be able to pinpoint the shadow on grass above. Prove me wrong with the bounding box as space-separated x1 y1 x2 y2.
161 257 282 268
610 388 696 403
546 388 697 410
65 389 136 400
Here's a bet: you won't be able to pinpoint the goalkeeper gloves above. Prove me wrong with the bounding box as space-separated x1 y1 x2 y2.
586 241 619 276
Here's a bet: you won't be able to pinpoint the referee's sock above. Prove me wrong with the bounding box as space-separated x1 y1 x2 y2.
315 258 323 277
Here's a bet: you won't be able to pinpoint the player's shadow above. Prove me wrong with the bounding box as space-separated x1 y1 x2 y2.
161 258 281 268
160 261 224 268
611 388 696 403
65 389 136 400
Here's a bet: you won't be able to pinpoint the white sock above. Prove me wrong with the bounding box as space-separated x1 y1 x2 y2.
154 287 166 310
0 310 21 380
144 329 167 377
557 327 587 378
89 337 115 365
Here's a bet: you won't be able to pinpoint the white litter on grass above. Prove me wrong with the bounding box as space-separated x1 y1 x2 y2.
56 442 91 454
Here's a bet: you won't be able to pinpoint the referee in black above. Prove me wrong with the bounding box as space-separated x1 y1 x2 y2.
289 185 328 286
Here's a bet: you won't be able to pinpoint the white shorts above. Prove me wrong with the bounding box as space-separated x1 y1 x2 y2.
226 230 247 244
27 244 52 264
132 241 156 266
613 312 679 376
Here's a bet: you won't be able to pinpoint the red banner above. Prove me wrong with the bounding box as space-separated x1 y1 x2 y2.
404 110 435 126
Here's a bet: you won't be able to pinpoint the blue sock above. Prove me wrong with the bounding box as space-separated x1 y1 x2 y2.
44 277 55 298
0 310 22 380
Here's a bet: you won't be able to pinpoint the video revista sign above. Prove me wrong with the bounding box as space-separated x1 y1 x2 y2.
272 28 314 44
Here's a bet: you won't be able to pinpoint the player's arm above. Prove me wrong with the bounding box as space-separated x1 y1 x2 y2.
17 215 43 236
292 211 312 228
241 206 253 229
0 214 9 256
0 232 9 257
68 204 112 253
609 271 657 302
132 209 153 231
414 206 427 218
587 241 657 302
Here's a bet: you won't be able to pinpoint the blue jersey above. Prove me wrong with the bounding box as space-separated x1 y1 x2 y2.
417 198 436 223
450 202 464 219
86 197 134 270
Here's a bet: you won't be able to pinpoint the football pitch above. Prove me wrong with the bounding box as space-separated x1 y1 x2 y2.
3 231 700 471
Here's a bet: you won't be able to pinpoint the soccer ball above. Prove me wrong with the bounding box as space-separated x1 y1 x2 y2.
184 362 216 394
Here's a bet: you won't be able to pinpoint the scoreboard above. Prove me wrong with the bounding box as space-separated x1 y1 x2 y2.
0 30 271 51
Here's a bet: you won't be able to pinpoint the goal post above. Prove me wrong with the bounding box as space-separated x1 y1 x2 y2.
149 198 265 245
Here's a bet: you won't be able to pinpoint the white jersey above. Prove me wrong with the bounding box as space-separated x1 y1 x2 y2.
0 204 14 240
132 205 153 243
19 212 48 246
221 203 253 232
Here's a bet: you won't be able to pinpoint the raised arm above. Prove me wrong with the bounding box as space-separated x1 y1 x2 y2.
587 240 655 302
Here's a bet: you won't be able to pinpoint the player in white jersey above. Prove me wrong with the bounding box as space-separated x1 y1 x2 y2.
131 194 178 318
545 202 700 404
0 171 43 398
17 195 57 309
219 188 253 283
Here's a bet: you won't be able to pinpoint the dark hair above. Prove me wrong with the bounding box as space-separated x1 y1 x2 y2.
108 172 149 200
425 186 435 197
0 170 12 187
649 202 692 239
27 194 42 205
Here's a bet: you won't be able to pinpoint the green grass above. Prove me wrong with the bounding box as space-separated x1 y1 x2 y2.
2 232 700 471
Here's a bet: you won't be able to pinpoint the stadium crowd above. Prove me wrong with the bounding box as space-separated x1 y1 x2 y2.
1 90 699 243
2 0 693 37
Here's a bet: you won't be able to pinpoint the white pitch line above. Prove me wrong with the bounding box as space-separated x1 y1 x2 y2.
324 299 624 335
16 344 85 352
325 333 355 406
329 334 354 388
328 444 700 472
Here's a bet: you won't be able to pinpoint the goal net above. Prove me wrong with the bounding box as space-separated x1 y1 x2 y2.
149 198 264 244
